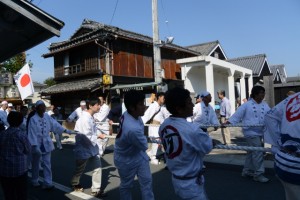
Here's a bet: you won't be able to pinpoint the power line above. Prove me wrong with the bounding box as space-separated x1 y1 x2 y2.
160 0 172 36
109 0 119 25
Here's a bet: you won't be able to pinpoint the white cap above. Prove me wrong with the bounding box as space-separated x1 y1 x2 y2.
8 103 13 107
35 100 45 107
80 100 86 106
200 91 211 98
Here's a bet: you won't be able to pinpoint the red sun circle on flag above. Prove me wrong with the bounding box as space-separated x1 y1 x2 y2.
20 74 30 87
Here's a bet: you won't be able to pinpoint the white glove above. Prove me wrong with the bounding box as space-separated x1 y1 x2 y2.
32 145 42 155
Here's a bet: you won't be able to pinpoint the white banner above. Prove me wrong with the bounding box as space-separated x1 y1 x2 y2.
14 63 35 100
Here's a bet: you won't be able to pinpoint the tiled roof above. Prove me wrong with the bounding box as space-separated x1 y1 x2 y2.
286 76 300 83
227 54 267 76
43 19 200 57
270 64 287 83
40 78 101 95
186 40 219 56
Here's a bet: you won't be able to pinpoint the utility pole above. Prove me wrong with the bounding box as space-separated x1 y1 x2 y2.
152 0 162 84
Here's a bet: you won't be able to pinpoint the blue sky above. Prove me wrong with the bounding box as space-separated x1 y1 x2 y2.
27 0 300 83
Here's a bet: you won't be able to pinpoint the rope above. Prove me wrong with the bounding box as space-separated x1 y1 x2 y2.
214 144 271 152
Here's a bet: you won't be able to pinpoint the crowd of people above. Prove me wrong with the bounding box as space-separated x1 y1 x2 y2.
0 86 299 200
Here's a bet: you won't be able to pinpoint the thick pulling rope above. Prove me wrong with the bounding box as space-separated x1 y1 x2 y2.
65 121 269 152
214 144 271 152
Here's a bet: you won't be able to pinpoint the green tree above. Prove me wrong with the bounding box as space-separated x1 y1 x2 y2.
44 77 56 86
1 52 27 73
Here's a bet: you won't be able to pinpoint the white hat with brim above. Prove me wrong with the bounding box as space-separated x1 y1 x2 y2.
80 101 86 106
8 103 13 107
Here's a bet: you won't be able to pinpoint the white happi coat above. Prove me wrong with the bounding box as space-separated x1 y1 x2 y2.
264 92 300 184
114 111 149 167
28 113 65 152
68 107 86 121
74 111 99 160
142 101 161 138
192 102 219 126
229 98 270 137
159 117 213 199
94 103 110 135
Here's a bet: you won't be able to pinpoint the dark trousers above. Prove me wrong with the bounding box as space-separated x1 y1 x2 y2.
0 173 27 200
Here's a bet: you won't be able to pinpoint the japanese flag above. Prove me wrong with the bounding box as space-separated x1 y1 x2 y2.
14 63 35 100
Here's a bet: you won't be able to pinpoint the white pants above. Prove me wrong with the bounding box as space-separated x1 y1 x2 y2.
31 151 52 186
116 159 154 200
279 178 300 200
97 138 109 156
243 136 265 176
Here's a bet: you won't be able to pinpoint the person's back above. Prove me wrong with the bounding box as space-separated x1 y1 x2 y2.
159 87 212 200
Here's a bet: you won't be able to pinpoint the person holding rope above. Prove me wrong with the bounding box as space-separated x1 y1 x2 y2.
114 90 154 200
217 90 232 144
225 85 270 183
191 91 219 133
264 92 300 200
159 87 213 200
142 92 166 165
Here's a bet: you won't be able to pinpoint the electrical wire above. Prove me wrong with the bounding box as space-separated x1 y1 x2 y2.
109 0 119 25
160 0 172 36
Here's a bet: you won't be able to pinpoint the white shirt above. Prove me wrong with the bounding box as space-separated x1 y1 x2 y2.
192 102 219 126
142 101 161 138
159 117 212 177
220 97 231 119
74 111 99 159
27 113 65 153
94 103 110 135
68 107 86 121
229 98 270 137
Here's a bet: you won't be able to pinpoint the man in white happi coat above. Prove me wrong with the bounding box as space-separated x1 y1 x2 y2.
114 90 154 200
159 87 213 200
142 92 166 164
264 92 300 200
226 86 270 183
217 90 232 144
94 96 110 156
70 97 106 198
66 100 87 122
27 100 71 189
192 91 219 133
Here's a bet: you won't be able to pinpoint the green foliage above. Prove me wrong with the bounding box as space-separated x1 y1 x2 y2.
1 52 27 74
44 77 56 86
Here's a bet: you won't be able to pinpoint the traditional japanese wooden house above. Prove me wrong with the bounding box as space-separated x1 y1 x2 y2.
41 19 199 115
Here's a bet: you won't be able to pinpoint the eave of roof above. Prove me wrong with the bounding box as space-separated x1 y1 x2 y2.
227 54 267 76
40 78 101 95
0 0 64 62
43 19 200 58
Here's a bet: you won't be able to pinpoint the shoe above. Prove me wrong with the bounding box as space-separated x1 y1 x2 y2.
42 184 55 190
150 158 159 165
253 175 269 183
57 146 63 150
241 171 254 178
91 190 107 198
32 182 40 187
72 184 84 192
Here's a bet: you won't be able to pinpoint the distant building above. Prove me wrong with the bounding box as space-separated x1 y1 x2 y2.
270 64 287 84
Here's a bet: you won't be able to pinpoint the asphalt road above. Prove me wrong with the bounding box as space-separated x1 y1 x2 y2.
0 128 285 200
